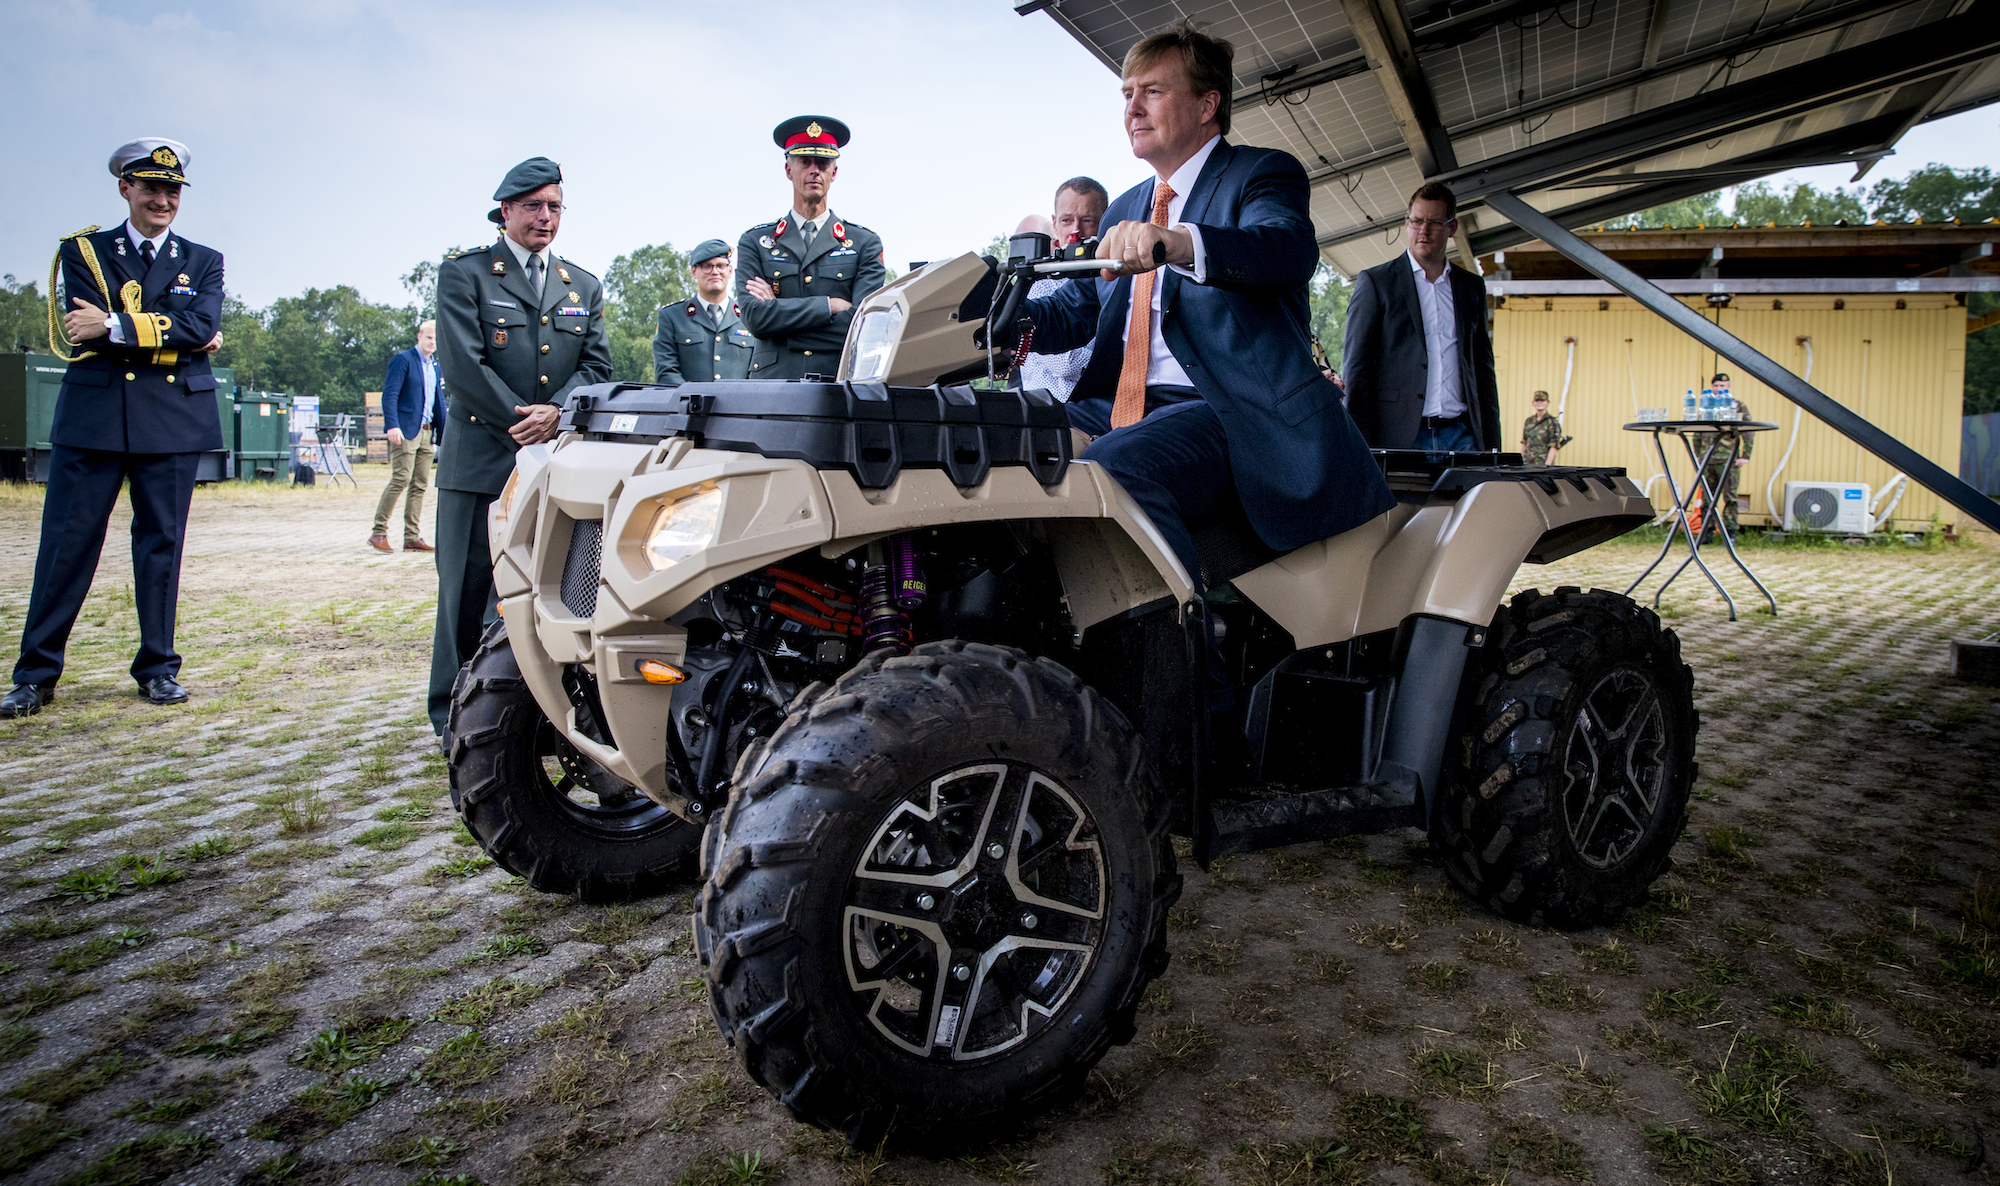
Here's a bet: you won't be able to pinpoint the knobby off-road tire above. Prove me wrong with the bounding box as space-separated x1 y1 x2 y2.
696 641 1179 1148
1435 587 1697 928
447 619 701 902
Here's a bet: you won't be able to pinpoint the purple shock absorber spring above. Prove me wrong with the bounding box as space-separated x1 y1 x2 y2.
889 532 927 612
859 563 911 656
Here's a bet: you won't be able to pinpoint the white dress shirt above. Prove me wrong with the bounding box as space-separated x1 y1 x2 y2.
1410 251 1466 419
1121 134 1218 390
419 350 437 428
103 221 175 345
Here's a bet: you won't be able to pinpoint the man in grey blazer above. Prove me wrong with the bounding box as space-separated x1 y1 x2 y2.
1342 182 1500 454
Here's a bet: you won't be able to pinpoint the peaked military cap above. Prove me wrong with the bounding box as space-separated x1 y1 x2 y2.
110 137 191 185
487 156 563 225
773 116 849 159
689 239 731 266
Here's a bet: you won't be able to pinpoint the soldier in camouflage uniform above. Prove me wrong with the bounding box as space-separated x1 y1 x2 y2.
1521 390 1563 466
1688 372 1752 540
428 157 612 734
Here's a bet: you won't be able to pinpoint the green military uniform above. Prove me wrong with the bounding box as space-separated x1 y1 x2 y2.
1688 395 1753 537
1521 409 1563 466
655 297 753 384
735 115 887 380
430 156 612 733
735 212 885 378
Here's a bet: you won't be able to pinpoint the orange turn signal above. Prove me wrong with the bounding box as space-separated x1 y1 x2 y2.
637 660 687 685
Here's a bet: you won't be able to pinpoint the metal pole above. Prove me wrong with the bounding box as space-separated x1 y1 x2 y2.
1486 191 2000 535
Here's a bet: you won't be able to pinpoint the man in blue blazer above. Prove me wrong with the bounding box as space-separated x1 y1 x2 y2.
369 320 447 552
1026 22 1394 608
3 138 224 717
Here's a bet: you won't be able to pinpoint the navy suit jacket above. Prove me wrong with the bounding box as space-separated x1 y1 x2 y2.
382 346 447 440
1027 142 1394 552
52 227 225 455
1342 255 1500 451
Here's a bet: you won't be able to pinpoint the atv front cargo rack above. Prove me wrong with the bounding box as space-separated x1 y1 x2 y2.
559 380 1072 490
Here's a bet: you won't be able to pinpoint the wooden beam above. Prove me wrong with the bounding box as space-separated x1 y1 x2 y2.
1968 308 2000 334
1341 0 1458 175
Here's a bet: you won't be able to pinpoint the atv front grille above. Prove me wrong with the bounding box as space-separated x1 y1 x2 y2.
559 519 603 619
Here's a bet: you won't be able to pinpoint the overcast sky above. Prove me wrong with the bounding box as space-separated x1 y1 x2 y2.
5 0 1996 309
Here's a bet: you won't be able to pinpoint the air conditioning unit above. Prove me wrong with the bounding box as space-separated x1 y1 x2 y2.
1784 481 1872 533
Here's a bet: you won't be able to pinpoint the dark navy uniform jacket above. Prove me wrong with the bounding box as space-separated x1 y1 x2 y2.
652 298 754 385
53 227 225 454
733 213 886 378
1027 142 1394 553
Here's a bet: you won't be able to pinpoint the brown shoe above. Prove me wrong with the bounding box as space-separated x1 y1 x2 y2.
368 534 392 553
403 539 436 553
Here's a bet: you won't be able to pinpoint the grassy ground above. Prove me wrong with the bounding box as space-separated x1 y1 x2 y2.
0 475 1993 1185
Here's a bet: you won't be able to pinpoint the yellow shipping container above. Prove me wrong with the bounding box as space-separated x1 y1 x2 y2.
1490 293 1966 531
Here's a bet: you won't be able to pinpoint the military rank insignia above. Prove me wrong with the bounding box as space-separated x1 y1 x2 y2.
492 258 507 275
493 329 507 346
556 265 571 284
169 241 179 258
115 238 127 255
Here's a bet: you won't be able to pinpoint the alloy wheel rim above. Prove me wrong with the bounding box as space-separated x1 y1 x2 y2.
842 762 1107 1061
1560 667 1670 870
534 720 674 837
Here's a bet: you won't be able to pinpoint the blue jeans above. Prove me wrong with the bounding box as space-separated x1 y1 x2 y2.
1413 419 1479 455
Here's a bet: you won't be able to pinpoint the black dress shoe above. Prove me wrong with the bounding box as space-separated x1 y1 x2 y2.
0 684 53 719
141 677 189 706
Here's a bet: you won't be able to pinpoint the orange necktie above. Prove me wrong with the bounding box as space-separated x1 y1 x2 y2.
1110 180 1175 430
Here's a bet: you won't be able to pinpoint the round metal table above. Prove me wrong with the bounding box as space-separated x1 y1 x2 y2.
1622 419 1781 620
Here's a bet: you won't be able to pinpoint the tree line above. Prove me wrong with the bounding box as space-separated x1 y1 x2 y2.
0 164 1992 415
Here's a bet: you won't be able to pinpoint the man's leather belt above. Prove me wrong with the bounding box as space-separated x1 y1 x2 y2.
1420 413 1467 430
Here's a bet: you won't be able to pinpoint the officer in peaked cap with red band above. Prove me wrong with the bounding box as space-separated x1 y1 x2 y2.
735 116 885 380
4 137 226 718
652 239 754 385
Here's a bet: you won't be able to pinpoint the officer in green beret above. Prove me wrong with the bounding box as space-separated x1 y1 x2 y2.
736 116 886 379
652 239 754 384
428 156 611 736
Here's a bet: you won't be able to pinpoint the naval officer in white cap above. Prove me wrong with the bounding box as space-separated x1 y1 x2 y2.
2 138 226 718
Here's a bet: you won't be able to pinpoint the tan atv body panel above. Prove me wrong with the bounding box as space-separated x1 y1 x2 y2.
488 435 1651 810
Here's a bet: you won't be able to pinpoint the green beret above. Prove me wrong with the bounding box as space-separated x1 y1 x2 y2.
689 239 731 266
487 157 563 225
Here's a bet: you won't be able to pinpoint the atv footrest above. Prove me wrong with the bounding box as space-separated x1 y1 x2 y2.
1204 778 1422 860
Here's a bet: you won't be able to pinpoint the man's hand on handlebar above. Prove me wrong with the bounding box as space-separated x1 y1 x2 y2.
1097 220 1193 282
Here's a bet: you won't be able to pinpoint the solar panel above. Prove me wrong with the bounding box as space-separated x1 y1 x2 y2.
1019 0 2000 275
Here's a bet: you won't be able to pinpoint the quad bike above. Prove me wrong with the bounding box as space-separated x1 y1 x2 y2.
446 232 1697 1145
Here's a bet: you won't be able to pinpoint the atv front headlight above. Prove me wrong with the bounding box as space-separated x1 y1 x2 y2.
645 483 722 571
843 305 903 383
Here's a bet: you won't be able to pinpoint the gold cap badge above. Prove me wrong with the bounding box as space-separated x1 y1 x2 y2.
152 146 179 168
807 121 822 138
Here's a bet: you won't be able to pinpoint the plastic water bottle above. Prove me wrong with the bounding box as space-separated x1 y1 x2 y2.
1683 389 1698 420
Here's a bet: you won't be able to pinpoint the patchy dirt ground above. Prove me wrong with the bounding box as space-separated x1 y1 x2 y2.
0 474 1994 1186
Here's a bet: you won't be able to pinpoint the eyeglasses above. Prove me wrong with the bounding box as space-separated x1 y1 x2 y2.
509 200 564 216
1405 216 1454 232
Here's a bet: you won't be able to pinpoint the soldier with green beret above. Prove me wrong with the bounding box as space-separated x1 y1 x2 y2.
736 116 886 379
653 239 754 385
428 155 611 735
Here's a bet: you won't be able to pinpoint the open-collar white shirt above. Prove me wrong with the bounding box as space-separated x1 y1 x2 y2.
1120 133 1219 390
1409 250 1466 419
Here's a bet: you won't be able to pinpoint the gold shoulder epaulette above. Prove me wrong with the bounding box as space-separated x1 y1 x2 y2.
59 226 101 242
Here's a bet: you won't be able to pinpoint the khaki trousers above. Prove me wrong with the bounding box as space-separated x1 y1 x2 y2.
372 426 434 540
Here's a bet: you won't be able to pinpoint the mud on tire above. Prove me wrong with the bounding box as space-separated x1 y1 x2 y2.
695 641 1179 1148
447 618 702 902
1434 587 1697 928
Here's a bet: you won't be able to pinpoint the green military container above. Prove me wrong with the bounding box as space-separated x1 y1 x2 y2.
0 352 70 482
233 390 290 481
196 365 237 482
